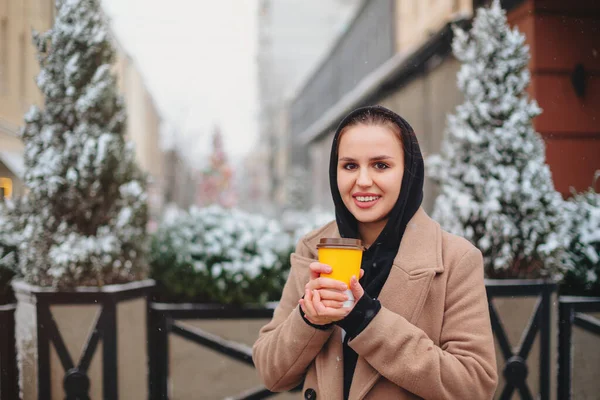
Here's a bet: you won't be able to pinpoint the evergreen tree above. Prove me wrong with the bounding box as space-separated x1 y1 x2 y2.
562 172 600 295
17 0 148 287
198 127 235 207
427 0 568 279
0 199 20 302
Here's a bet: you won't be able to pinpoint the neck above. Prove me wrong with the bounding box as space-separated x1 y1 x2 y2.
358 219 387 248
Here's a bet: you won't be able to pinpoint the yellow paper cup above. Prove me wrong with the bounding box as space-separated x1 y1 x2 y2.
317 238 363 307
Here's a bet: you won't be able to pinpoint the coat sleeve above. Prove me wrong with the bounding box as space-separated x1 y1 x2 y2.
349 247 498 399
252 242 334 392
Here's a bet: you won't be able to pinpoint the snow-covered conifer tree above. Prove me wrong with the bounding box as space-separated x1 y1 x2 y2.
0 200 21 302
17 0 148 287
198 127 235 207
427 0 568 278
562 173 600 295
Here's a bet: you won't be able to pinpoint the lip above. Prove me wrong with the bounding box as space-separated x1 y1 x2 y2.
352 193 381 209
353 192 380 198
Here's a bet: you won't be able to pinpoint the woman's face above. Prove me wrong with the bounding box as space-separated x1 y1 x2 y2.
337 123 404 229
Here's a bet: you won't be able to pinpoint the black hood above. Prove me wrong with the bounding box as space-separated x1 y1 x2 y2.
329 105 425 298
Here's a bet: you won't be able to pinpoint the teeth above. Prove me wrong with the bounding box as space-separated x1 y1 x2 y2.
356 196 379 202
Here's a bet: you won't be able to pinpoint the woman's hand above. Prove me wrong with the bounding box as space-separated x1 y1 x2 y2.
299 262 365 326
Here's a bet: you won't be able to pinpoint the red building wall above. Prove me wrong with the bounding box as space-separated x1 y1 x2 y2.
508 0 600 196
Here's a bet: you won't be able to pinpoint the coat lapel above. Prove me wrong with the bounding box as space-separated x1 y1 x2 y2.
348 208 444 400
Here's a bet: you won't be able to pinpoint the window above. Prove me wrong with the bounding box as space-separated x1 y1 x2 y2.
0 177 12 199
0 19 7 94
19 33 26 101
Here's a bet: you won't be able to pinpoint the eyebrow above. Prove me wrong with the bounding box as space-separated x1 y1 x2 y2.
338 155 393 162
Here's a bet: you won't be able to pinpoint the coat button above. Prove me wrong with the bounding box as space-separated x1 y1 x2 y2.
304 388 317 400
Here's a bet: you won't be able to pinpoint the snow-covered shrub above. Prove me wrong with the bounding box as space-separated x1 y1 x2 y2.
427 1 568 279
561 174 600 295
281 207 335 244
0 199 22 303
150 205 294 305
16 0 148 287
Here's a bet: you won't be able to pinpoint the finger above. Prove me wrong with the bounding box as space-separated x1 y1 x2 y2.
312 289 325 316
360 269 365 279
305 277 347 292
314 290 351 319
305 287 312 302
321 299 345 309
350 275 364 301
304 288 318 317
309 262 332 278
315 277 348 291
316 304 352 320
316 289 349 302
301 296 330 325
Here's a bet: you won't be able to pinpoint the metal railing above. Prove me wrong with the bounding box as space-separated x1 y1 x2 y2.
558 296 600 400
0 303 18 400
147 302 302 400
3 282 597 399
485 279 556 400
10 280 154 400
149 280 559 400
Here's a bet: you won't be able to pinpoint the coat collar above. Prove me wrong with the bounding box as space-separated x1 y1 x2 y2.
301 207 444 275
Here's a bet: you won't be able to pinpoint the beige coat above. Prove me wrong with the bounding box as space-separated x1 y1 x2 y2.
253 208 498 399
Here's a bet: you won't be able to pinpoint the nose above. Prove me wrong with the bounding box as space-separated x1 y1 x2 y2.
356 167 373 188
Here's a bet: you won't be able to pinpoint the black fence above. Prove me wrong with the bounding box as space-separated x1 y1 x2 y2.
34 286 153 400
558 296 600 400
0 303 18 400
5 280 154 400
2 285 599 399
486 280 555 400
147 302 302 400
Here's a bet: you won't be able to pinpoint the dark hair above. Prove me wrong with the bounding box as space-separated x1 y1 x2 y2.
337 107 404 150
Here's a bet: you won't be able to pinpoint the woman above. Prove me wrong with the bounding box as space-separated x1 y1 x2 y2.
253 106 498 400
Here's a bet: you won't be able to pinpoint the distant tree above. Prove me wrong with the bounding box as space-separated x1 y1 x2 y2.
198 126 236 207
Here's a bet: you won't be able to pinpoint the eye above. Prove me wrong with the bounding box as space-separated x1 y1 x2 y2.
342 163 358 170
374 162 389 170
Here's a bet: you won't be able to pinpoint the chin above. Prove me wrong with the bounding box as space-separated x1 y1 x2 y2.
350 209 382 224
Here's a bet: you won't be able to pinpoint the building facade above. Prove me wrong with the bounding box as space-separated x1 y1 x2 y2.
505 0 600 196
0 0 55 198
245 0 360 214
0 1 196 226
112 42 167 224
291 0 599 211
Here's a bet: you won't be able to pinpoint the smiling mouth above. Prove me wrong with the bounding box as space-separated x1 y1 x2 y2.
352 195 381 209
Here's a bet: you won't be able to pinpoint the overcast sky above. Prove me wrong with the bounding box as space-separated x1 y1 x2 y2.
101 0 258 168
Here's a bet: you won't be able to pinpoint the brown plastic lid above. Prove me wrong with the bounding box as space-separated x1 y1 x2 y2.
316 237 363 250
